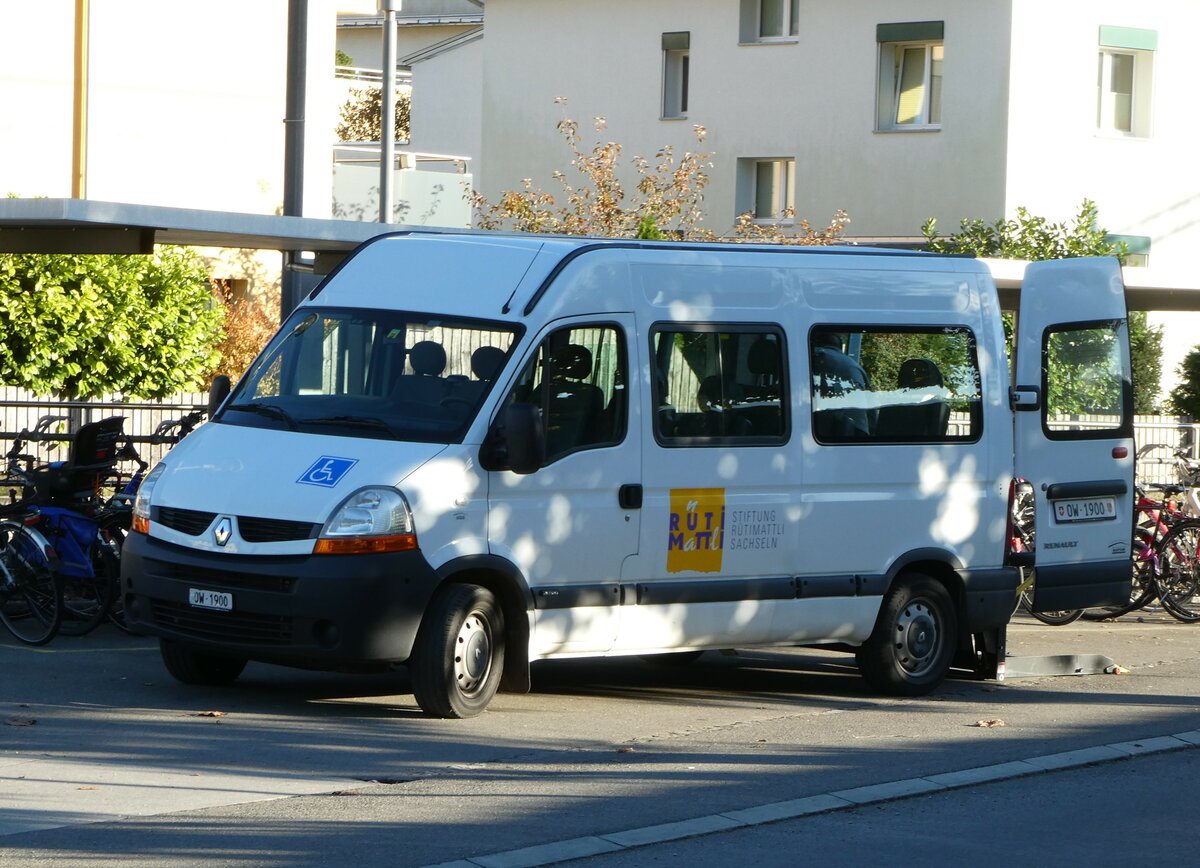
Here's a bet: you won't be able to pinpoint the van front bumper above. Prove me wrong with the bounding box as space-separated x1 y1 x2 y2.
121 532 441 670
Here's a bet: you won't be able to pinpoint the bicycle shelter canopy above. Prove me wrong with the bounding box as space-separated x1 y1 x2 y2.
0 198 1199 310
0 198 387 275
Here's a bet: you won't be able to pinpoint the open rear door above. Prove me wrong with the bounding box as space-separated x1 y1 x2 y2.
1013 257 1134 611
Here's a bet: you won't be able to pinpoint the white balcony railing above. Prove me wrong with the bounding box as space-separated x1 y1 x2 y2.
332 143 472 228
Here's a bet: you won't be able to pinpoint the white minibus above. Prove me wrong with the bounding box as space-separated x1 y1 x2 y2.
123 234 1134 717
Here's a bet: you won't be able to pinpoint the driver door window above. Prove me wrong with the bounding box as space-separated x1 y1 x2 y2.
506 324 628 463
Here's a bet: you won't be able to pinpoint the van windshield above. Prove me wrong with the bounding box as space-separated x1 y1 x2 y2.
218 307 520 443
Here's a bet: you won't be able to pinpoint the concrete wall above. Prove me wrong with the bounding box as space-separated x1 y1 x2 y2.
1005 1 1200 270
1004 0 1200 394
409 36 482 170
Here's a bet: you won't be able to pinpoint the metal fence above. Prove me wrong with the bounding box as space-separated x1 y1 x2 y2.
1129 414 1200 486
1 388 1196 485
0 387 207 470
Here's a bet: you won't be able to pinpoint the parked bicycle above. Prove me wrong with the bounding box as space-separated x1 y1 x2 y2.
4 415 125 635
1008 478 1084 625
1082 442 1200 622
0 501 62 645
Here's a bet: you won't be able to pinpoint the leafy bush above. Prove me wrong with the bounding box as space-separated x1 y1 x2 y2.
0 248 224 398
1168 348 1200 419
922 199 1162 413
337 86 411 143
471 100 847 243
921 200 1126 260
208 282 278 387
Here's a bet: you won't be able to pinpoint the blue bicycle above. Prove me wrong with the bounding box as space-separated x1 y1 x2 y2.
4 416 125 636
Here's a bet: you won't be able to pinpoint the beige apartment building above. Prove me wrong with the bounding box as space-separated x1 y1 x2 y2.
410 0 1200 395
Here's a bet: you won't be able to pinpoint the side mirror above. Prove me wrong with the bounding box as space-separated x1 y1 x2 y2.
503 403 545 475
208 375 231 418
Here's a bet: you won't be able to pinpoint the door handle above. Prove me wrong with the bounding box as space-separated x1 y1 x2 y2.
618 483 643 510
1010 385 1040 411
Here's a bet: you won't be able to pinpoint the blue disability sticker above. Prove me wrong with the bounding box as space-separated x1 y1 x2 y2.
297 456 358 488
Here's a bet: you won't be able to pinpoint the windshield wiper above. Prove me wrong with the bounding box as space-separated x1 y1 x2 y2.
226 402 298 430
303 415 401 437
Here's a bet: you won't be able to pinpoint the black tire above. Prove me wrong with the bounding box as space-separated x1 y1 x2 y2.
0 521 62 646
58 547 118 636
1158 522 1200 623
410 584 504 719
160 638 248 685
856 573 957 696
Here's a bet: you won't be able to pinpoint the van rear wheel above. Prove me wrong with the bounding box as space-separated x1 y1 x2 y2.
411 584 504 719
160 639 247 685
856 574 956 696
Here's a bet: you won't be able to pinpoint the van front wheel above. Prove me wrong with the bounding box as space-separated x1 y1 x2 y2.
160 639 247 685
856 574 956 696
411 584 505 719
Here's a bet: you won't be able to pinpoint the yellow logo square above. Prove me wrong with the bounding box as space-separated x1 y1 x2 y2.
667 487 725 573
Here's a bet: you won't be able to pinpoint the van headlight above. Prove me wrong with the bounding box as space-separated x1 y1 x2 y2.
314 487 418 555
131 463 166 534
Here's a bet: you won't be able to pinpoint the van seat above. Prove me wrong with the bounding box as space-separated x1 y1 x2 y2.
875 357 950 439
392 340 449 406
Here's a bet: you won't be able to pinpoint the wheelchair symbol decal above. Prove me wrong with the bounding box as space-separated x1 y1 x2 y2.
297 456 358 488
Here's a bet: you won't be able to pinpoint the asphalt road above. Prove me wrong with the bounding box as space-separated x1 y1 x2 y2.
2 609 1199 867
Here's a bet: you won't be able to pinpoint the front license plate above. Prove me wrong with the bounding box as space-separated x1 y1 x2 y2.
1053 497 1117 523
189 588 233 611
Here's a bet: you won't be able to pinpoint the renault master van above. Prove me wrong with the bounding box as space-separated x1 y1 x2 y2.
122 234 1134 717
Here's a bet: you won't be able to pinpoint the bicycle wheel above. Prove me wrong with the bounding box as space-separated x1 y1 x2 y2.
58 547 117 636
1018 569 1084 625
1158 522 1200 623
1081 555 1158 621
0 520 62 646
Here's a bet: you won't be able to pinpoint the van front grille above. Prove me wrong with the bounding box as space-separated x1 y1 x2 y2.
155 507 216 536
238 516 319 543
150 599 293 645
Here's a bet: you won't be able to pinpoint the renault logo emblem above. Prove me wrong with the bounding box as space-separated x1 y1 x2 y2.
214 517 233 547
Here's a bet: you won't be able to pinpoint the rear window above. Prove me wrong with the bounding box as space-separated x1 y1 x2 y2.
1042 320 1132 439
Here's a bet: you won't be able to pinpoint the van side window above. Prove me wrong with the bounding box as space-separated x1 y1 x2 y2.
1043 321 1131 438
810 326 982 444
506 324 627 462
652 326 787 445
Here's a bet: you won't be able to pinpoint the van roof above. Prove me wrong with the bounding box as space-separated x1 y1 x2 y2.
310 230 984 321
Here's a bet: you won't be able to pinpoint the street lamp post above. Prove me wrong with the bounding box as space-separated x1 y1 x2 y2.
379 0 401 224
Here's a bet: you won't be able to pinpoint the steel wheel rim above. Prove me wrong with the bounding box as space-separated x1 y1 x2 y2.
454 609 493 696
895 599 941 677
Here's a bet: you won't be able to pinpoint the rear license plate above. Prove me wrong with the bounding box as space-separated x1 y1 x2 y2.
1053 497 1117 523
189 588 233 611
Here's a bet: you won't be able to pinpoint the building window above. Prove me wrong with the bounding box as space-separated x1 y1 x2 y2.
662 32 690 119
1097 26 1155 137
876 21 943 131
739 0 799 42
736 158 795 222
